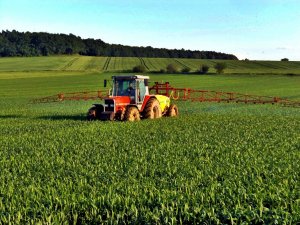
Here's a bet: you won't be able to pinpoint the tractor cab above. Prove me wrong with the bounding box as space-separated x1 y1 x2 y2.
111 75 149 106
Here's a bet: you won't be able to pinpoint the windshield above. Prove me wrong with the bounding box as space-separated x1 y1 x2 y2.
113 79 136 97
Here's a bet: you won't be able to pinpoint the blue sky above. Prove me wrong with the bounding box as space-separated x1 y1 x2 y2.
0 0 299 60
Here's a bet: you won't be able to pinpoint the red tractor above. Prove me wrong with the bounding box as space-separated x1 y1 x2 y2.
87 75 178 121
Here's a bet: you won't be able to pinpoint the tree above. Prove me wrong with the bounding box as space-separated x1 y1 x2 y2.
281 58 289 61
214 62 227 74
132 65 146 73
199 64 209 74
159 68 166 73
181 67 191 73
40 46 49 56
65 47 73 55
166 64 178 73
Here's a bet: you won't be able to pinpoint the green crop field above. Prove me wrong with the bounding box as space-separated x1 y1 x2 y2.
1 55 300 74
0 56 300 224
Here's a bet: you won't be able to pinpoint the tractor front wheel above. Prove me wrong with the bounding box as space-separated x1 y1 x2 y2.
143 98 162 119
87 107 97 120
124 107 140 122
166 104 178 117
87 105 104 120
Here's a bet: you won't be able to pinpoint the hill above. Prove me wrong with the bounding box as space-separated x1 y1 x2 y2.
0 30 238 59
0 55 300 74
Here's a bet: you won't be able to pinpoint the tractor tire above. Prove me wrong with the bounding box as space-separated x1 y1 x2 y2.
87 105 104 120
166 104 178 117
143 98 162 119
87 106 97 120
124 107 140 122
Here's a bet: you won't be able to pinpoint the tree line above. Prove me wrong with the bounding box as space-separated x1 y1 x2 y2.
0 30 238 60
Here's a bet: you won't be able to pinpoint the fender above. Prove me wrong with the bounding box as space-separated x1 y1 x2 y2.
140 95 154 112
140 95 170 112
92 104 104 111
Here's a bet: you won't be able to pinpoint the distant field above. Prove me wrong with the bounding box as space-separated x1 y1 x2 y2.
1 55 300 74
0 57 299 224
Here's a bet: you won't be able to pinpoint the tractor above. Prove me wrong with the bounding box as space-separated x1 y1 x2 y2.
87 75 178 121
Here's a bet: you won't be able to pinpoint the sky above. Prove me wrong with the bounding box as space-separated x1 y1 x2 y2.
0 0 300 60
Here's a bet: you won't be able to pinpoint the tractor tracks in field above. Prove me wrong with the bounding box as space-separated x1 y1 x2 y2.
61 57 80 70
174 59 191 69
84 57 97 71
103 57 111 71
145 58 158 71
139 57 150 70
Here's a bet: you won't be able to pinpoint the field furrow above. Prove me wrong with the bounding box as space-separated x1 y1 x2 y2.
174 59 190 69
80 56 105 71
60 57 80 70
141 58 157 71
103 57 111 71
139 57 149 70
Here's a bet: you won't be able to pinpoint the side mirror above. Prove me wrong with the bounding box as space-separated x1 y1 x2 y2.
104 79 107 87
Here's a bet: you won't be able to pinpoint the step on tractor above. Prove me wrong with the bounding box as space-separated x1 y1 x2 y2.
87 75 178 121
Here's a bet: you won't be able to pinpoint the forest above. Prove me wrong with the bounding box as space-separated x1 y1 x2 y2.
0 30 238 59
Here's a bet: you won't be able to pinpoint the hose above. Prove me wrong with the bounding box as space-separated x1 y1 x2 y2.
170 90 180 100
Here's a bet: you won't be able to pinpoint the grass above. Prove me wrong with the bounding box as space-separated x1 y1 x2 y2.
1 55 300 74
0 57 300 224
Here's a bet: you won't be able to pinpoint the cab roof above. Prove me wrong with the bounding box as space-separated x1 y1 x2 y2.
112 75 150 80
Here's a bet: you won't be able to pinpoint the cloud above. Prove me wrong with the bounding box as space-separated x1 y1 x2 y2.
276 47 288 50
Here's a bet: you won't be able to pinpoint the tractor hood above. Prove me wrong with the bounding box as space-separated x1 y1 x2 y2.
104 96 132 113
107 96 131 105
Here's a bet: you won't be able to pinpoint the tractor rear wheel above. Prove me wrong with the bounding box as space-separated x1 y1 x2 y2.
124 107 140 122
167 104 178 117
143 98 162 119
87 106 97 120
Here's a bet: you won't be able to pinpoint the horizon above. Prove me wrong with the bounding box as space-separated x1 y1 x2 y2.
1 0 300 61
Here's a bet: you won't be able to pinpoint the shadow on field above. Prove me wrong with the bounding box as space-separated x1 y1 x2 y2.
38 115 85 121
0 115 22 119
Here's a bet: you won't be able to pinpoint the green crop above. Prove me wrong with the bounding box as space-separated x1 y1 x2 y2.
1 55 300 74
0 59 299 224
